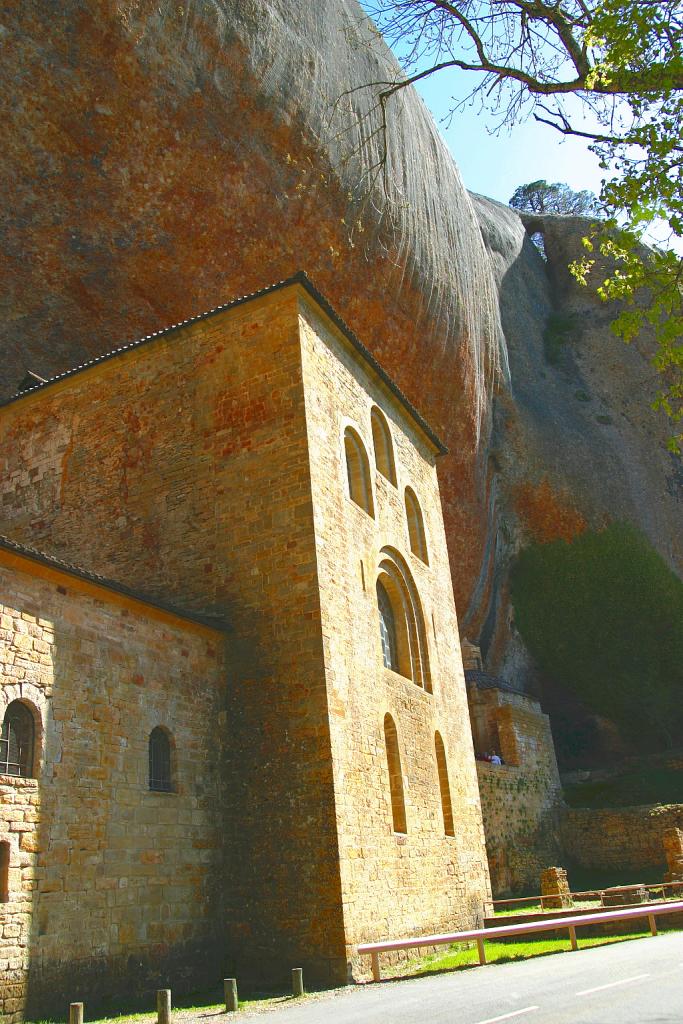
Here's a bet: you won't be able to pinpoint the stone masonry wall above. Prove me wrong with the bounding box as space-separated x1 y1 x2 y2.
0 287 349 986
562 805 683 875
0 555 225 1022
474 691 563 895
0 282 493 989
299 299 491 973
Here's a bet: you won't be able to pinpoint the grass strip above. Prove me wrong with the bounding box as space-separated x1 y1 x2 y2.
387 928 659 979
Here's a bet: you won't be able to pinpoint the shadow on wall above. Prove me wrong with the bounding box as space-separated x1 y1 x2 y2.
0 583 226 1023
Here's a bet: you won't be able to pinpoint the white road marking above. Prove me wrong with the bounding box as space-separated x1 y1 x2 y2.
472 1008 539 1024
576 973 650 997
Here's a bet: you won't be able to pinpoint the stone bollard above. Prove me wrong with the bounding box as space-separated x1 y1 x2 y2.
540 866 572 910
663 828 683 878
69 1003 84 1024
291 968 304 998
662 827 683 896
157 989 172 1024
224 978 239 1012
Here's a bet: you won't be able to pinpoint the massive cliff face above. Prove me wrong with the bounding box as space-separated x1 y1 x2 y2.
1 1 680 714
0 0 505 615
467 197 682 714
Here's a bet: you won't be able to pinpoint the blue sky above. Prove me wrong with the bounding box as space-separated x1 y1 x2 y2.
355 4 607 206
413 69 607 205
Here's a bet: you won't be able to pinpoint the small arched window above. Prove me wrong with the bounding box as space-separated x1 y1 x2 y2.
384 714 407 834
405 487 428 564
377 550 431 692
149 727 172 792
435 732 455 837
0 842 9 903
371 407 396 485
377 581 399 672
344 427 374 516
0 701 35 778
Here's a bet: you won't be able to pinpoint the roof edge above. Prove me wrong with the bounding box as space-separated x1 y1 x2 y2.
2 271 447 455
292 275 447 455
0 535 227 635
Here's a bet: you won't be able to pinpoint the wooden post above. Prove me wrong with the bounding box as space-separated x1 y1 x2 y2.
224 978 238 1012
648 914 658 936
157 989 171 1024
476 937 487 965
371 951 381 982
568 926 578 951
69 1003 84 1024
292 968 304 997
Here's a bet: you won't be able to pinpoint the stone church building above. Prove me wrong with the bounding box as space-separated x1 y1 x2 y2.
0 274 491 1020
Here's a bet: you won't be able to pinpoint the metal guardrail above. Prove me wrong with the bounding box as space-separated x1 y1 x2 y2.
358 899 683 981
484 879 683 913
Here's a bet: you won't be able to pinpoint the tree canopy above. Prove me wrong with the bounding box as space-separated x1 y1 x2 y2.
509 180 600 216
366 0 683 448
510 523 683 749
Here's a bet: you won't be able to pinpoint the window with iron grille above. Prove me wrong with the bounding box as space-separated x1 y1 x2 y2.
0 701 35 777
149 727 172 792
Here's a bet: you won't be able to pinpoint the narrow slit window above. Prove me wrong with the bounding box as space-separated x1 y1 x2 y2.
0 842 9 902
0 701 35 778
384 714 407 834
149 727 172 792
405 487 428 563
435 732 455 837
371 407 396 485
344 427 374 516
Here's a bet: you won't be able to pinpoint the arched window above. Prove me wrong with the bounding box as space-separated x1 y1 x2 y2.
384 714 407 834
377 581 399 672
149 727 172 792
0 701 35 778
344 427 374 516
371 407 396 485
405 487 428 563
377 548 432 692
0 842 9 903
434 732 455 837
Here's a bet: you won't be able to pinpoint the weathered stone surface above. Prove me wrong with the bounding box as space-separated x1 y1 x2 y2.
467 199 682 697
562 804 683 874
473 686 563 895
0 281 491 1014
540 866 572 910
0 555 225 1023
0 2 679 736
662 826 683 882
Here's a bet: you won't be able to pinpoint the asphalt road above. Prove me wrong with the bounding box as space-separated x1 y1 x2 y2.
243 932 683 1024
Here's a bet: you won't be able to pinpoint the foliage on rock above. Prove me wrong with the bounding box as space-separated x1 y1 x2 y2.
510 181 600 217
511 523 683 747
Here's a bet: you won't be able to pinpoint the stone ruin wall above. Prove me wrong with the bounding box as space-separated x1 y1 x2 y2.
474 691 563 895
562 805 683 876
